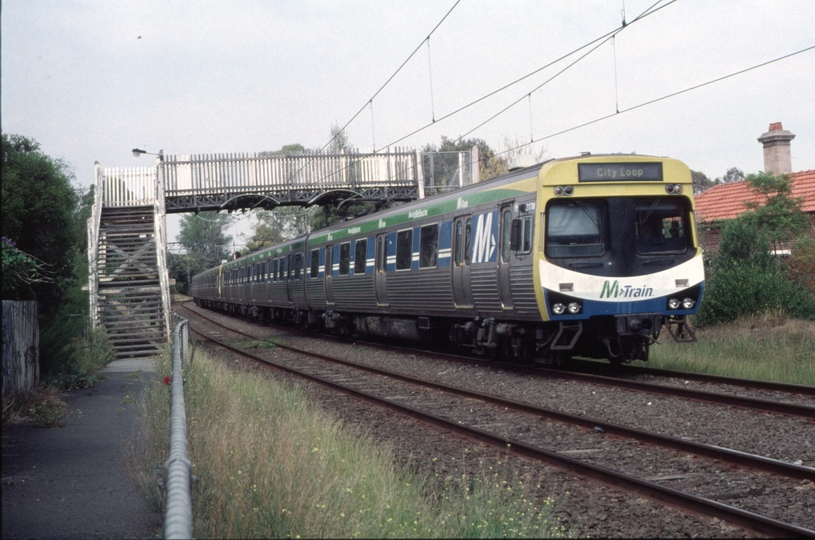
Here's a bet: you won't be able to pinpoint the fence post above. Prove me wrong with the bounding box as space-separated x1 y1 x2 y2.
163 316 193 539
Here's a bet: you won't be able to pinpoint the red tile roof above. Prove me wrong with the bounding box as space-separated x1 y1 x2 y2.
695 170 815 222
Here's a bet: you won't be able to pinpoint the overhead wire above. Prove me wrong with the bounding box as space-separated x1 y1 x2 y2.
377 0 675 150
272 0 675 193
492 44 815 159
316 0 461 156
270 0 462 194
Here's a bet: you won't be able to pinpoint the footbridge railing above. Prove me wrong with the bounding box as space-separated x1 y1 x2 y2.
159 149 427 213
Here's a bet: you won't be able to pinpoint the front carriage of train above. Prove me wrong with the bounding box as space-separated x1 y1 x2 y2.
534 156 704 363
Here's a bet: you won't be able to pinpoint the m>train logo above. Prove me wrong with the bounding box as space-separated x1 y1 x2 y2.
600 280 654 299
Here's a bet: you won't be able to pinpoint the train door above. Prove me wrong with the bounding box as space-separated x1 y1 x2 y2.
244 264 252 303
285 254 293 302
374 233 389 306
498 204 515 309
324 245 335 304
451 216 473 307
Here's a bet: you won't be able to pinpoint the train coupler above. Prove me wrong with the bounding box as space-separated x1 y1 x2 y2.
664 315 697 343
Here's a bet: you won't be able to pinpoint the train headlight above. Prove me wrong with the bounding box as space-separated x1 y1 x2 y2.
554 186 574 197
568 302 581 314
554 186 564 196
682 297 695 309
666 184 683 194
552 303 566 315
564 186 574 195
668 298 681 309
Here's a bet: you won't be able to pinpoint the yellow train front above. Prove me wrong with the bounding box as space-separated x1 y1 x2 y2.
533 155 703 363
191 153 703 365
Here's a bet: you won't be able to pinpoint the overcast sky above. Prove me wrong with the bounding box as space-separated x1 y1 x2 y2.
3 0 814 247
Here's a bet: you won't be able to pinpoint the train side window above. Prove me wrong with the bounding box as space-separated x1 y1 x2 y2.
511 216 533 254
464 218 473 265
545 201 607 258
279 257 286 281
339 242 351 275
419 224 439 268
501 209 513 263
377 236 387 273
396 229 413 271
310 249 320 278
294 253 303 280
454 220 463 265
354 239 367 274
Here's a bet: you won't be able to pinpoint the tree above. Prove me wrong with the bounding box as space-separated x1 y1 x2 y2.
2 134 80 308
328 124 351 154
244 207 313 253
177 212 232 268
2 133 95 378
741 171 808 253
691 170 717 194
423 136 508 189
717 167 745 184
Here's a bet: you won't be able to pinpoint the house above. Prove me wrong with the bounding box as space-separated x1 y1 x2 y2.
694 122 815 253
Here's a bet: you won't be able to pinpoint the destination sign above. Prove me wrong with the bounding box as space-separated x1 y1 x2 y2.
578 162 663 182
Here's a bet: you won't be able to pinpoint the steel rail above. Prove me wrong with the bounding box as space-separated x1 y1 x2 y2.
178 305 814 481
185 319 815 538
273 321 815 416
564 359 815 397
536 368 815 418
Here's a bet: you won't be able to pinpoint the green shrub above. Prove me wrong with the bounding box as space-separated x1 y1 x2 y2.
696 262 815 325
697 218 815 326
43 325 115 389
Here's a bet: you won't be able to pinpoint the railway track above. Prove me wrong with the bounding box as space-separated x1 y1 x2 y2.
179 303 815 537
182 303 815 418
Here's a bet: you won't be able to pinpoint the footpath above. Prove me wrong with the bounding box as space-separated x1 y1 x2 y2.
2 359 162 540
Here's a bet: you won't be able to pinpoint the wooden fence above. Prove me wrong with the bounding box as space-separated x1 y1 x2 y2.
2 301 39 399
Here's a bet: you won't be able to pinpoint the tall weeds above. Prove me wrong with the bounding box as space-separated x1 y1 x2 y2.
132 346 566 538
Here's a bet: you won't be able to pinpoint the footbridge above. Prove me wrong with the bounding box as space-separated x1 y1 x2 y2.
87 148 479 358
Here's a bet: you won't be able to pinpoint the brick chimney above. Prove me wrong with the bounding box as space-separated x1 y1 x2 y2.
757 122 795 175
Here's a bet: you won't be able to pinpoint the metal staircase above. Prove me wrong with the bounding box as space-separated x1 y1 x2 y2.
88 164 171 359
95 206 166 358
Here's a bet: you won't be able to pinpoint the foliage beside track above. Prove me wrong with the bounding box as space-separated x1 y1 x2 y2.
649 311 815 385
131 346 569 538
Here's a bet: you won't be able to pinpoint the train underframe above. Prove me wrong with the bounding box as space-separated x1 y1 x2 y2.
194 298 697 364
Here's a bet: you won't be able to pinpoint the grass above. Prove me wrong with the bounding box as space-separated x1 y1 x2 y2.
130 346 568 538
648 311 815 385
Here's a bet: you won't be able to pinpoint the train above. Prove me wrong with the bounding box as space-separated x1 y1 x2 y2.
191 153 704 364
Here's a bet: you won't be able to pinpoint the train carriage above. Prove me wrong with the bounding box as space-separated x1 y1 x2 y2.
192 153 703 364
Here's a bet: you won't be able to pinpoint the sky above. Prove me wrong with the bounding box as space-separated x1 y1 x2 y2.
3 0 814 248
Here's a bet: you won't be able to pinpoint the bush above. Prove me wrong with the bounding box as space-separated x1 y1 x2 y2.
43 325 115 389
697 218 815 325
696 261 815 325
787 235 815 294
